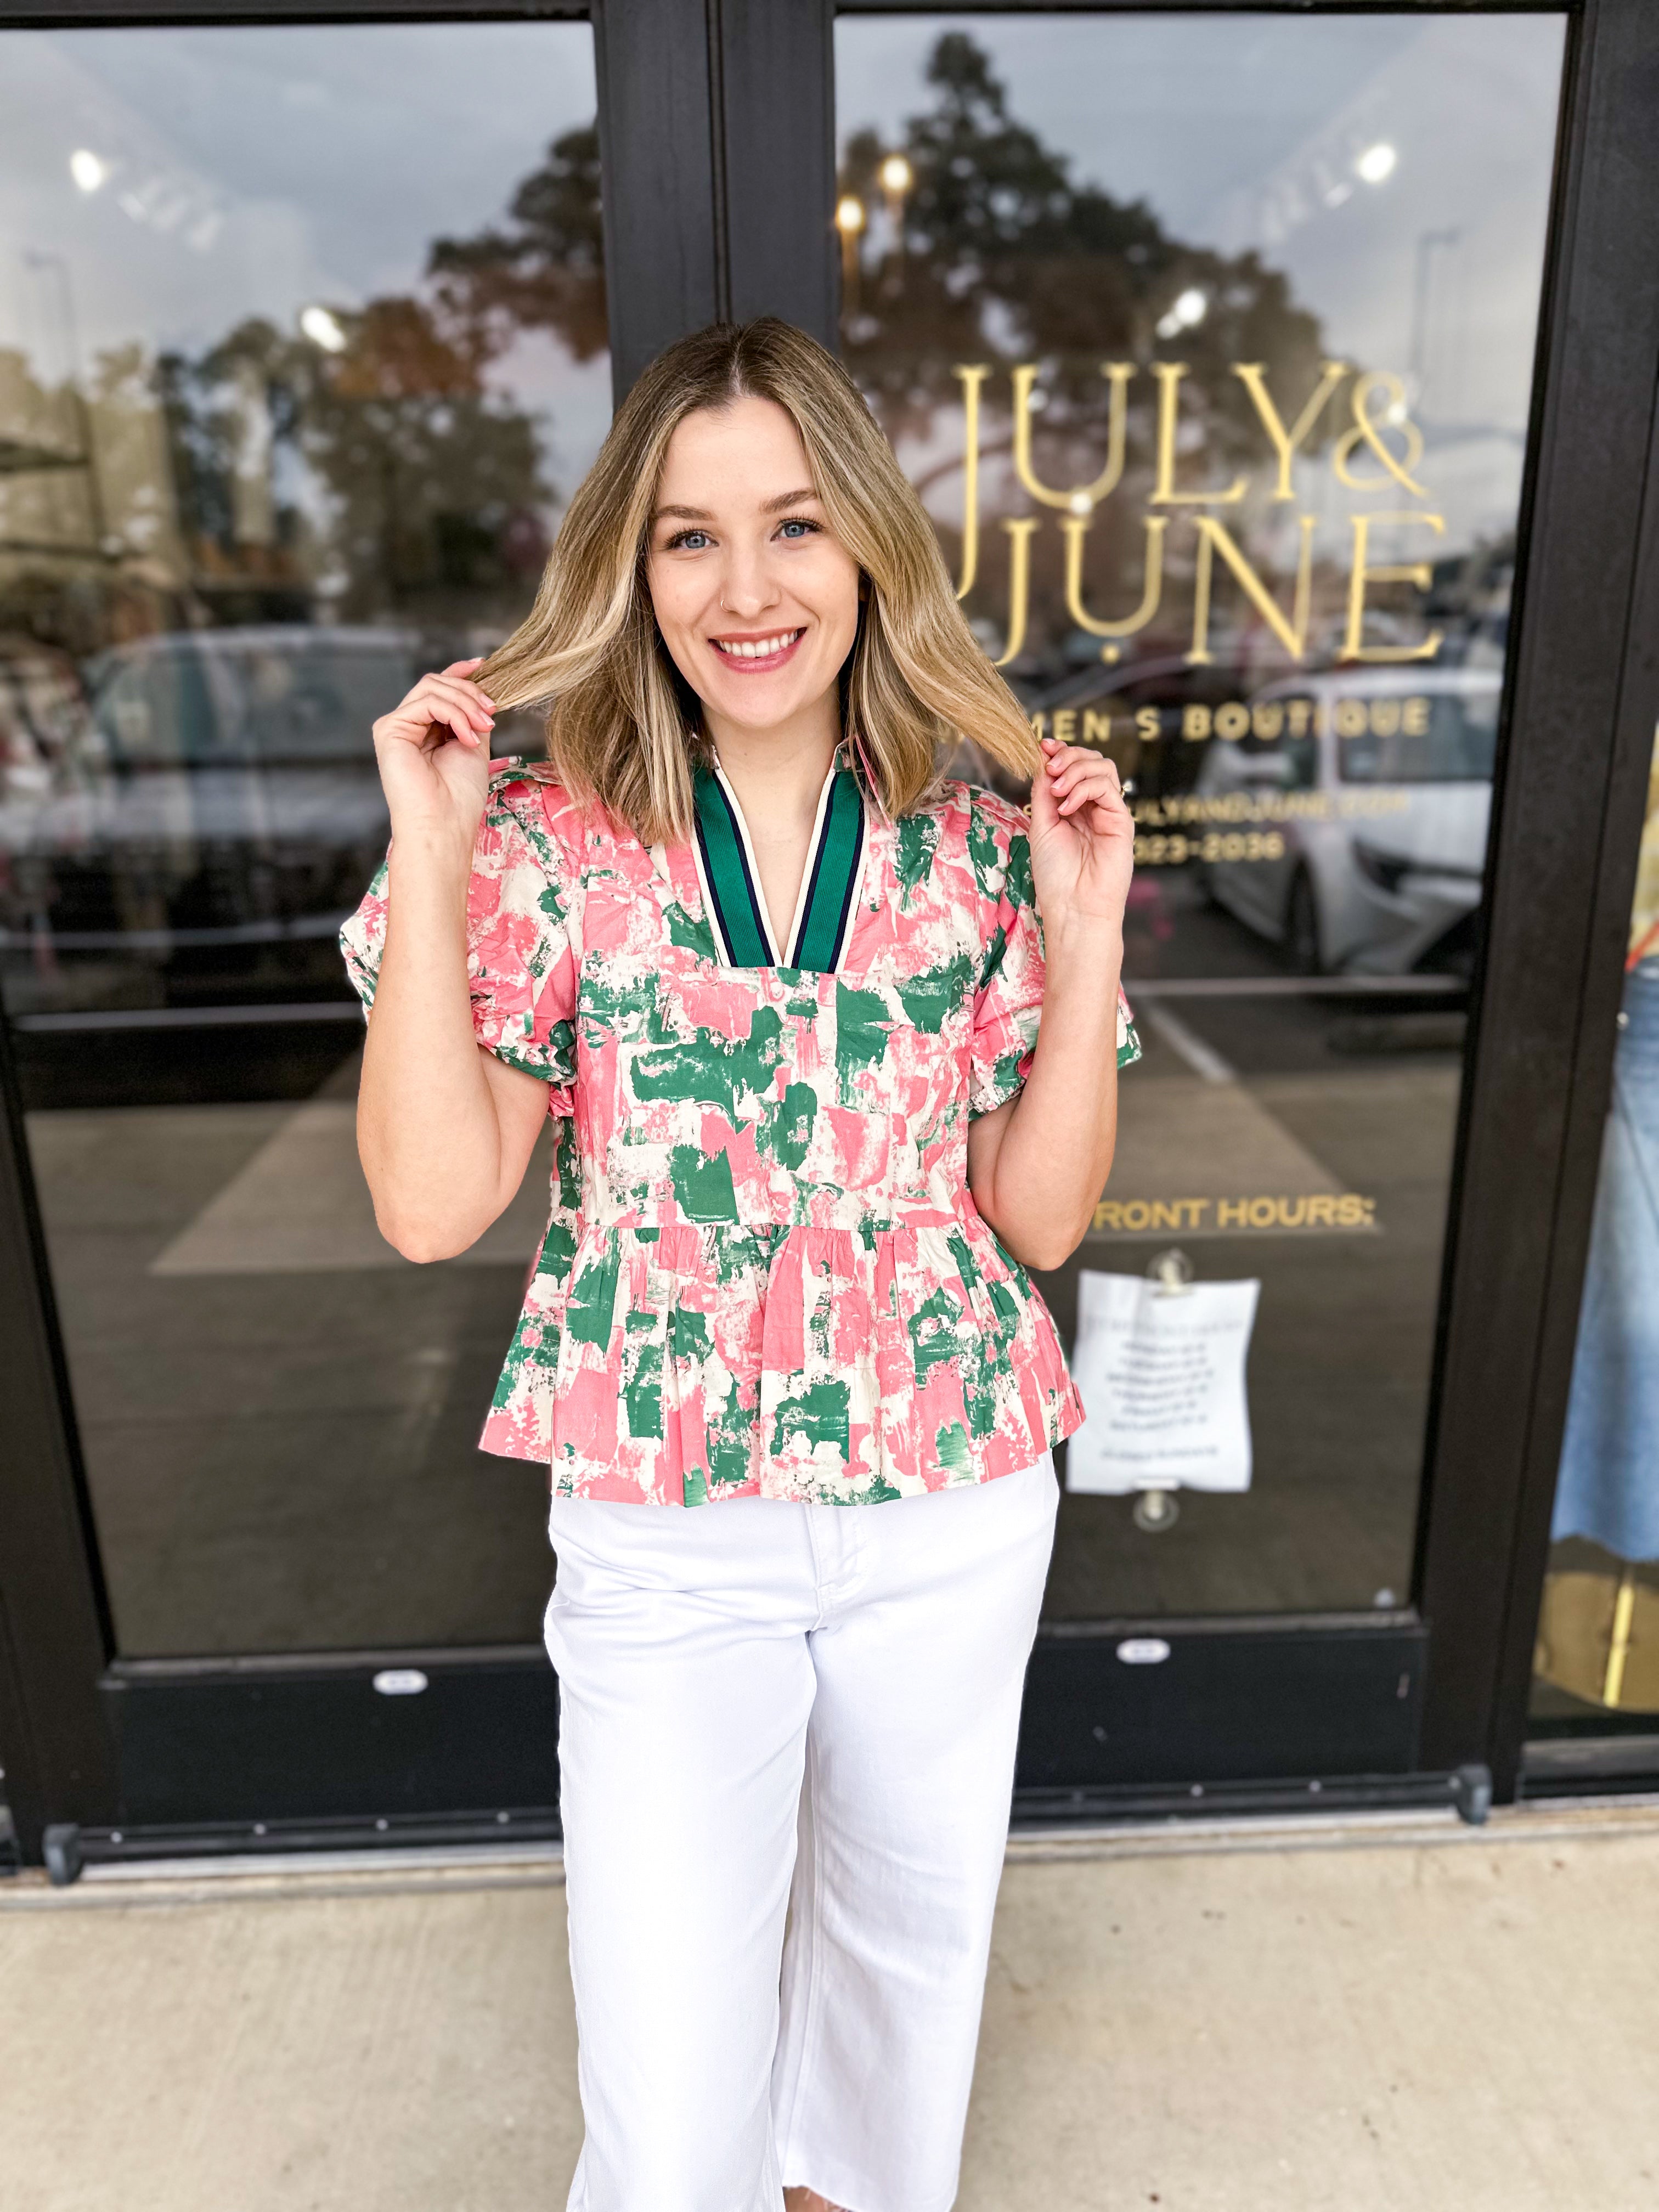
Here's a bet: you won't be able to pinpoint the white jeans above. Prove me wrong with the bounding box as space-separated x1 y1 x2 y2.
544 1454 1060 2212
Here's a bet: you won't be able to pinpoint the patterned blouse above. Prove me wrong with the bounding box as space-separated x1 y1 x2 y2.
341 755 1139 1506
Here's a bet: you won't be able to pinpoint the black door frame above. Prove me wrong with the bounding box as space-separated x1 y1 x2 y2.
1 0 1655 1869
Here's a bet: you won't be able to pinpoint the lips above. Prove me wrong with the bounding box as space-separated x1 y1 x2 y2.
710 627 805 663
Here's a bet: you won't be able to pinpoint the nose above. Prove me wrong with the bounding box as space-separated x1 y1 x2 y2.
718 536 782 622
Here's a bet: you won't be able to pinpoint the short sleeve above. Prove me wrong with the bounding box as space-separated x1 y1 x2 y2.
339 768 579 1104
966 790 1141 1118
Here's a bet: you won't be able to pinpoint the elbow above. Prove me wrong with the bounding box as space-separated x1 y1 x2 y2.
374 1201 478 1265
989 1207 1091 1276
1018 1225 1087 1274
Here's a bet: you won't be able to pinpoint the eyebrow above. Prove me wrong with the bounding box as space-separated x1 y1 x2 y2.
652 488 822 524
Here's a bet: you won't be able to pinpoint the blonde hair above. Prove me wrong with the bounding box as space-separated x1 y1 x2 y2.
475 317 1040 842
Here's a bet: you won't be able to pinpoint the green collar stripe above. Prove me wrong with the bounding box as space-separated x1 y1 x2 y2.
791 771 863 972
695 770 771 967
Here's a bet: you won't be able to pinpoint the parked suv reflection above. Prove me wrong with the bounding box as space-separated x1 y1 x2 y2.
1 625 416 1017
1194 670 1499 975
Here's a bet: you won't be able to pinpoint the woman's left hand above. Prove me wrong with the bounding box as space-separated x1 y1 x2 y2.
1028 737 1135 939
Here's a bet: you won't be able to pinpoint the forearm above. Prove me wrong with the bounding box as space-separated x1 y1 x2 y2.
976 921 1122 1271
357 828 515 1260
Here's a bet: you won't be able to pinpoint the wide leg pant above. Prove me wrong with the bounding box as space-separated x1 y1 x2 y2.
543 1454 1060 2212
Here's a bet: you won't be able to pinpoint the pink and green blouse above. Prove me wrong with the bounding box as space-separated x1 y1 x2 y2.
341 757 1139 1506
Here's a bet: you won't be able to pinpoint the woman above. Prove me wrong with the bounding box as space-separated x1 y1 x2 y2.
343 318 1137 2212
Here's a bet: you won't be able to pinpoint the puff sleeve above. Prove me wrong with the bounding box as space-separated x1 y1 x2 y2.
340 767 579 1109
966 789 1140 1118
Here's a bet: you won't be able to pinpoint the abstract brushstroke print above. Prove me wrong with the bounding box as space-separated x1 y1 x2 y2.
342 763 1139 1505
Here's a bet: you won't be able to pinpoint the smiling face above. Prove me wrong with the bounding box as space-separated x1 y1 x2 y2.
645 394 862 744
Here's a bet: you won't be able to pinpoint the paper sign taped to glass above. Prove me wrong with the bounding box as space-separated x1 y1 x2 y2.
1066 1267 1261 1496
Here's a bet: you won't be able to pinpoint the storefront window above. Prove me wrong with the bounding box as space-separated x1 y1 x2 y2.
0 21 607 1652
836 11 1566 1616
1532 732 1659 1725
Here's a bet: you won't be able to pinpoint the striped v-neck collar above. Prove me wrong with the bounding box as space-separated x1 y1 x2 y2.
692 757 865 974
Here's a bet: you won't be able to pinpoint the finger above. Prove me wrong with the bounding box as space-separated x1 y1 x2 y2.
441 657 496 706
437 702 488 748
1049 749 1120 789
419 672 495 715
1060 776 1129 817
1055 763 1125 807
402 676 495 730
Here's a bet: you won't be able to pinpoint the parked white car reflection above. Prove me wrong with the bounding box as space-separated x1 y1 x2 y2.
1193 669 1498 975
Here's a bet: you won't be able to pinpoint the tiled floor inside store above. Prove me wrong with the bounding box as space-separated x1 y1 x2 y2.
3 1801 1656 2212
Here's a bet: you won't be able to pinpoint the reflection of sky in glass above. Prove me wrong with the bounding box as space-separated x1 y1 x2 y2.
0 24 611 505
837 12 1566 552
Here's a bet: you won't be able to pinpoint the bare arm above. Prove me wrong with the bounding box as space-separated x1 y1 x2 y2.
968 739 1132 1273
356 658 550 1263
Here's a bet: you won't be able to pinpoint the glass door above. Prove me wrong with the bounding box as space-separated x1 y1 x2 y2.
0 13 612 1834
833 7 1568 1797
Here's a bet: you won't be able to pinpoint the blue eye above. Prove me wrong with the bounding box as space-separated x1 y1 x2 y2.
777 517 820 540
670 528 712 551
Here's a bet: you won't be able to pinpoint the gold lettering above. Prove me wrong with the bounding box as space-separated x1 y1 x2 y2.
1185 1198 1211 1228
1276 1196 1308 1227
1337 1193 1365 1226
1152 1201 1184 1231
1083 709 1113 747
994 517 1038 667
1286 698 1313 738
1187 514 1316 665
1403 695 1430 736
1136 706 1162 744
1214 701 1249 742
1371 697 1401 737
1183 703 1212 742
1307 1195 1336 1227
1217 1198 1248 1229
1122 1201 1151 1231
1335 699 1369 738
1248 1197 1278 1228
1343 512 1445 663
1029 711 1048 741
1012 361 1133 511
1093 1200 1121 1230
1252 701 1284 741
1334 372 1430 498
1232 359 1348 500
1062 512 1168 663
1053 709 1077 744
1151 364 1248 505
951 365 990 600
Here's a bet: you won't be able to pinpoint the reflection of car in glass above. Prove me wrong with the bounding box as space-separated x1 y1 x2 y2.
1193 669 1498 975
1 625 418 1014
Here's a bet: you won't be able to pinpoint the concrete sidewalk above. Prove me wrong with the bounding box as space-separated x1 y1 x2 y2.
4 1802 1657 2212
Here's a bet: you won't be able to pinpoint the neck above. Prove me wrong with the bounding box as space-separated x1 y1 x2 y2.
705 693 840 836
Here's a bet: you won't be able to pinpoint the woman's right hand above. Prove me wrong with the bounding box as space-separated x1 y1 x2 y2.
370 657 497 849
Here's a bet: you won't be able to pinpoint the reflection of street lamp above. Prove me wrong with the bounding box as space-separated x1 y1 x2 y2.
300 303 347 353
22 247 111 554
878 152 913 249
877 153 913 299
1410 228 1462 408
834 195 866 318
1356 141 1397 186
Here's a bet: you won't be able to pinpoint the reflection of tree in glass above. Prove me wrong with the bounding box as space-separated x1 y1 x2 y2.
840 34 1328 482
148 123 612 628
426 125 607 367
157 303 550 627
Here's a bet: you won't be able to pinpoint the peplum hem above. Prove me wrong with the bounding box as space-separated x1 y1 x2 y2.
479 1214 1083 1505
